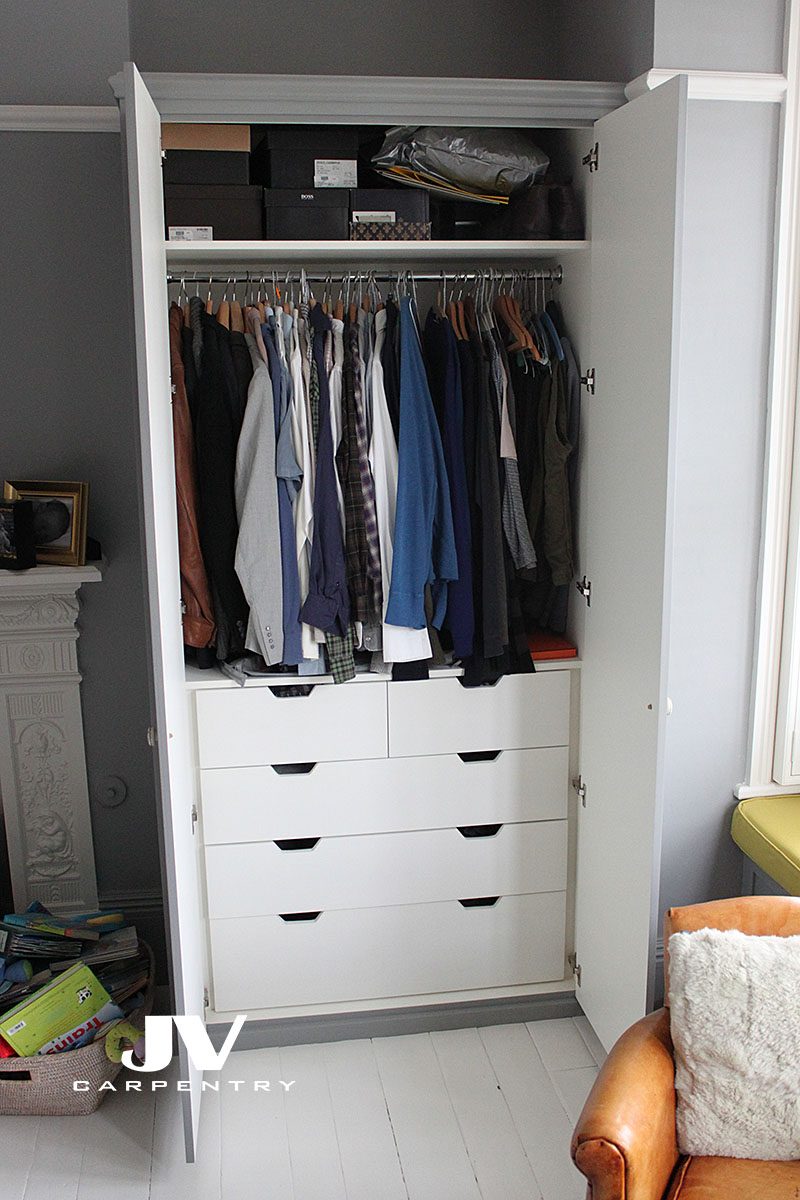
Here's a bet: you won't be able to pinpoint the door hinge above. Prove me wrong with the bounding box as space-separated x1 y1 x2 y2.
146 725 158 747
203 987 209 1009
576 576 592 606
568 952 582 987
180 598 187 616
573 775 587 807
582 142 599 173
581 368 595 394
191 804 198 834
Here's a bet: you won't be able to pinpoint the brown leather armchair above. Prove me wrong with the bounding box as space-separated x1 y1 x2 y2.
571 896 800 1199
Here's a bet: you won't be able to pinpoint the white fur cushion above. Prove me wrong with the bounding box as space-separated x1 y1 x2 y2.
668 927 800 1160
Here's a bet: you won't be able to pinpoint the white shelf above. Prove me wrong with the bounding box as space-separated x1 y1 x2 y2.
165 239 588 274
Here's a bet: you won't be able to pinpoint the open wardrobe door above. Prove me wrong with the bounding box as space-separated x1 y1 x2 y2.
574 75 688 1052
118 62 206 1161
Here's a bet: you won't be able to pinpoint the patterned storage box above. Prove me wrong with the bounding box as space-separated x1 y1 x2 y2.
0 942 154 1115
350 220 432 241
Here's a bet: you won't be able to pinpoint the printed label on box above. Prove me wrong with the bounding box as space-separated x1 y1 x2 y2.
314 159 358 188
168 226 213 241
352 210 397 224
7 1021 26 1035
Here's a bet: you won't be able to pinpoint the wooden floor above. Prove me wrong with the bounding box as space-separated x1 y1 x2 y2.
4 1017 604 1199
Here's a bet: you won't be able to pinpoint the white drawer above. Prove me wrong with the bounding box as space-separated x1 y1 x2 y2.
209 891 567 1011
195 680 388 769
205 820 567 918
387 672 570 758
200 746 569 844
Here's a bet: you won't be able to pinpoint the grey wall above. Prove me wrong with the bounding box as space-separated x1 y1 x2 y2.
0 0 129 104
659 100 780 920
0 131 164 960
552 0 655 82
654 0 786 72
129 0 558 80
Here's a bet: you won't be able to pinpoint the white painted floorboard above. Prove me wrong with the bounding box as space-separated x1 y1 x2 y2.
3 1018 597 1199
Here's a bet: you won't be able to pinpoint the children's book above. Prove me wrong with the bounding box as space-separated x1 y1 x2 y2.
0 962 115 1056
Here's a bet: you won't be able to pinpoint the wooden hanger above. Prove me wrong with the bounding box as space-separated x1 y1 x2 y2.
446 299 463 339
334 297 344 321
230 301 244 333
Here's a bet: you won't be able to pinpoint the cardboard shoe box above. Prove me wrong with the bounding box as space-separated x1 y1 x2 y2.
252 125 359 189
161 123 251 185
349 188 431 240
165 185 264 240
264 188 350 240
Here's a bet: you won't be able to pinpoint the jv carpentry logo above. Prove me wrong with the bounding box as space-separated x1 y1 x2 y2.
73 1015 296 1094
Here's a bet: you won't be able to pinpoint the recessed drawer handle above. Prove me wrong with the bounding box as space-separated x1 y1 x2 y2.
459 896 500 908
457 824 503 838
268 684 316 698
279 911 322 922
274 837 320 851
457 750 502 763
271 762 317 776
458 676 501 689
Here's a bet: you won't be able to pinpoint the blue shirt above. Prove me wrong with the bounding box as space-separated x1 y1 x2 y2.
385 298 458 630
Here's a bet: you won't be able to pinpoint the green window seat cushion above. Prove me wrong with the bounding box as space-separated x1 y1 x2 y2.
731 794 800 895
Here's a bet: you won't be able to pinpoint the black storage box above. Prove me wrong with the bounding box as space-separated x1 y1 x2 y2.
264 188 349 240
349 188 430 224
162 149 250 185
165 185 264 240
252 125 360 188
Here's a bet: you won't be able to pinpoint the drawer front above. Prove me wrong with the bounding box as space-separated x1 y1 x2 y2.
209 891 567 1012
387 672 570 758
205 820 567 917
200 746 569 844
195 681 388 768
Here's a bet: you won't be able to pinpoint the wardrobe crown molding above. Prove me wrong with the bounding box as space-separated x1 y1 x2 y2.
625 69 787 103
109 69 627 127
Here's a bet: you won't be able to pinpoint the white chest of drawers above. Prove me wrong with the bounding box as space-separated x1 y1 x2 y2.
193 667 575 1018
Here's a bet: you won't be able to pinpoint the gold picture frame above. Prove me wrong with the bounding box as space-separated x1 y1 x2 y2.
3 480 89 567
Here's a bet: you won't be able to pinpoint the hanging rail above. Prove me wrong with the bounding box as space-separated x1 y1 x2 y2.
165 267 563 286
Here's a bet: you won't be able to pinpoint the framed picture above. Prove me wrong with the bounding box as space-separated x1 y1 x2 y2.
0 500 36 571
2 480 89 567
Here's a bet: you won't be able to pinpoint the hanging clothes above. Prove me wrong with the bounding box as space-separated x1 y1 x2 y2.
423 309 474 660
370 306 432 664
169 303 216 651
191 298 249 662
385 297 457 632
234 319 284 666
299 303 351 639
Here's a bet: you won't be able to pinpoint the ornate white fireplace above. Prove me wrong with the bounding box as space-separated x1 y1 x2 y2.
0 565 101 913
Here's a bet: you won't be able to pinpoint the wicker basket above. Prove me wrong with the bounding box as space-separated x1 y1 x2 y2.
0 942 154 1116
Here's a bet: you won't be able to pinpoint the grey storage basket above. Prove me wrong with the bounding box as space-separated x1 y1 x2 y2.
0 942 154 1116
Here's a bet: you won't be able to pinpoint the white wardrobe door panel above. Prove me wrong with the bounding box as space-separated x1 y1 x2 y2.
575 75 688 1052
120 62 204 1163
388 672 571 758
195 680 388 768
205 821 567 917
200 746 569 843
209 892 567 1011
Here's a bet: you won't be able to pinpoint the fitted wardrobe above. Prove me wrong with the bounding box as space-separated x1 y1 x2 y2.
114 62 691 1161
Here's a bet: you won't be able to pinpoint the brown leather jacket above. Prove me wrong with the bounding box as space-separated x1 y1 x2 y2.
169 304 216 648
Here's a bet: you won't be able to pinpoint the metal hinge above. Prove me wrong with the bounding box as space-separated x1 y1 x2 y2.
191 805 198 834
573 775 587 807
203 987 209 1009
581 368 595 394
582 142 599 173
576 577 592 607
180 598 187 616
146 726 158 747
568 952 582 987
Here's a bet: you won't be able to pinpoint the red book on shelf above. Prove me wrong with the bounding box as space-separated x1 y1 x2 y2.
527 630 578 661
